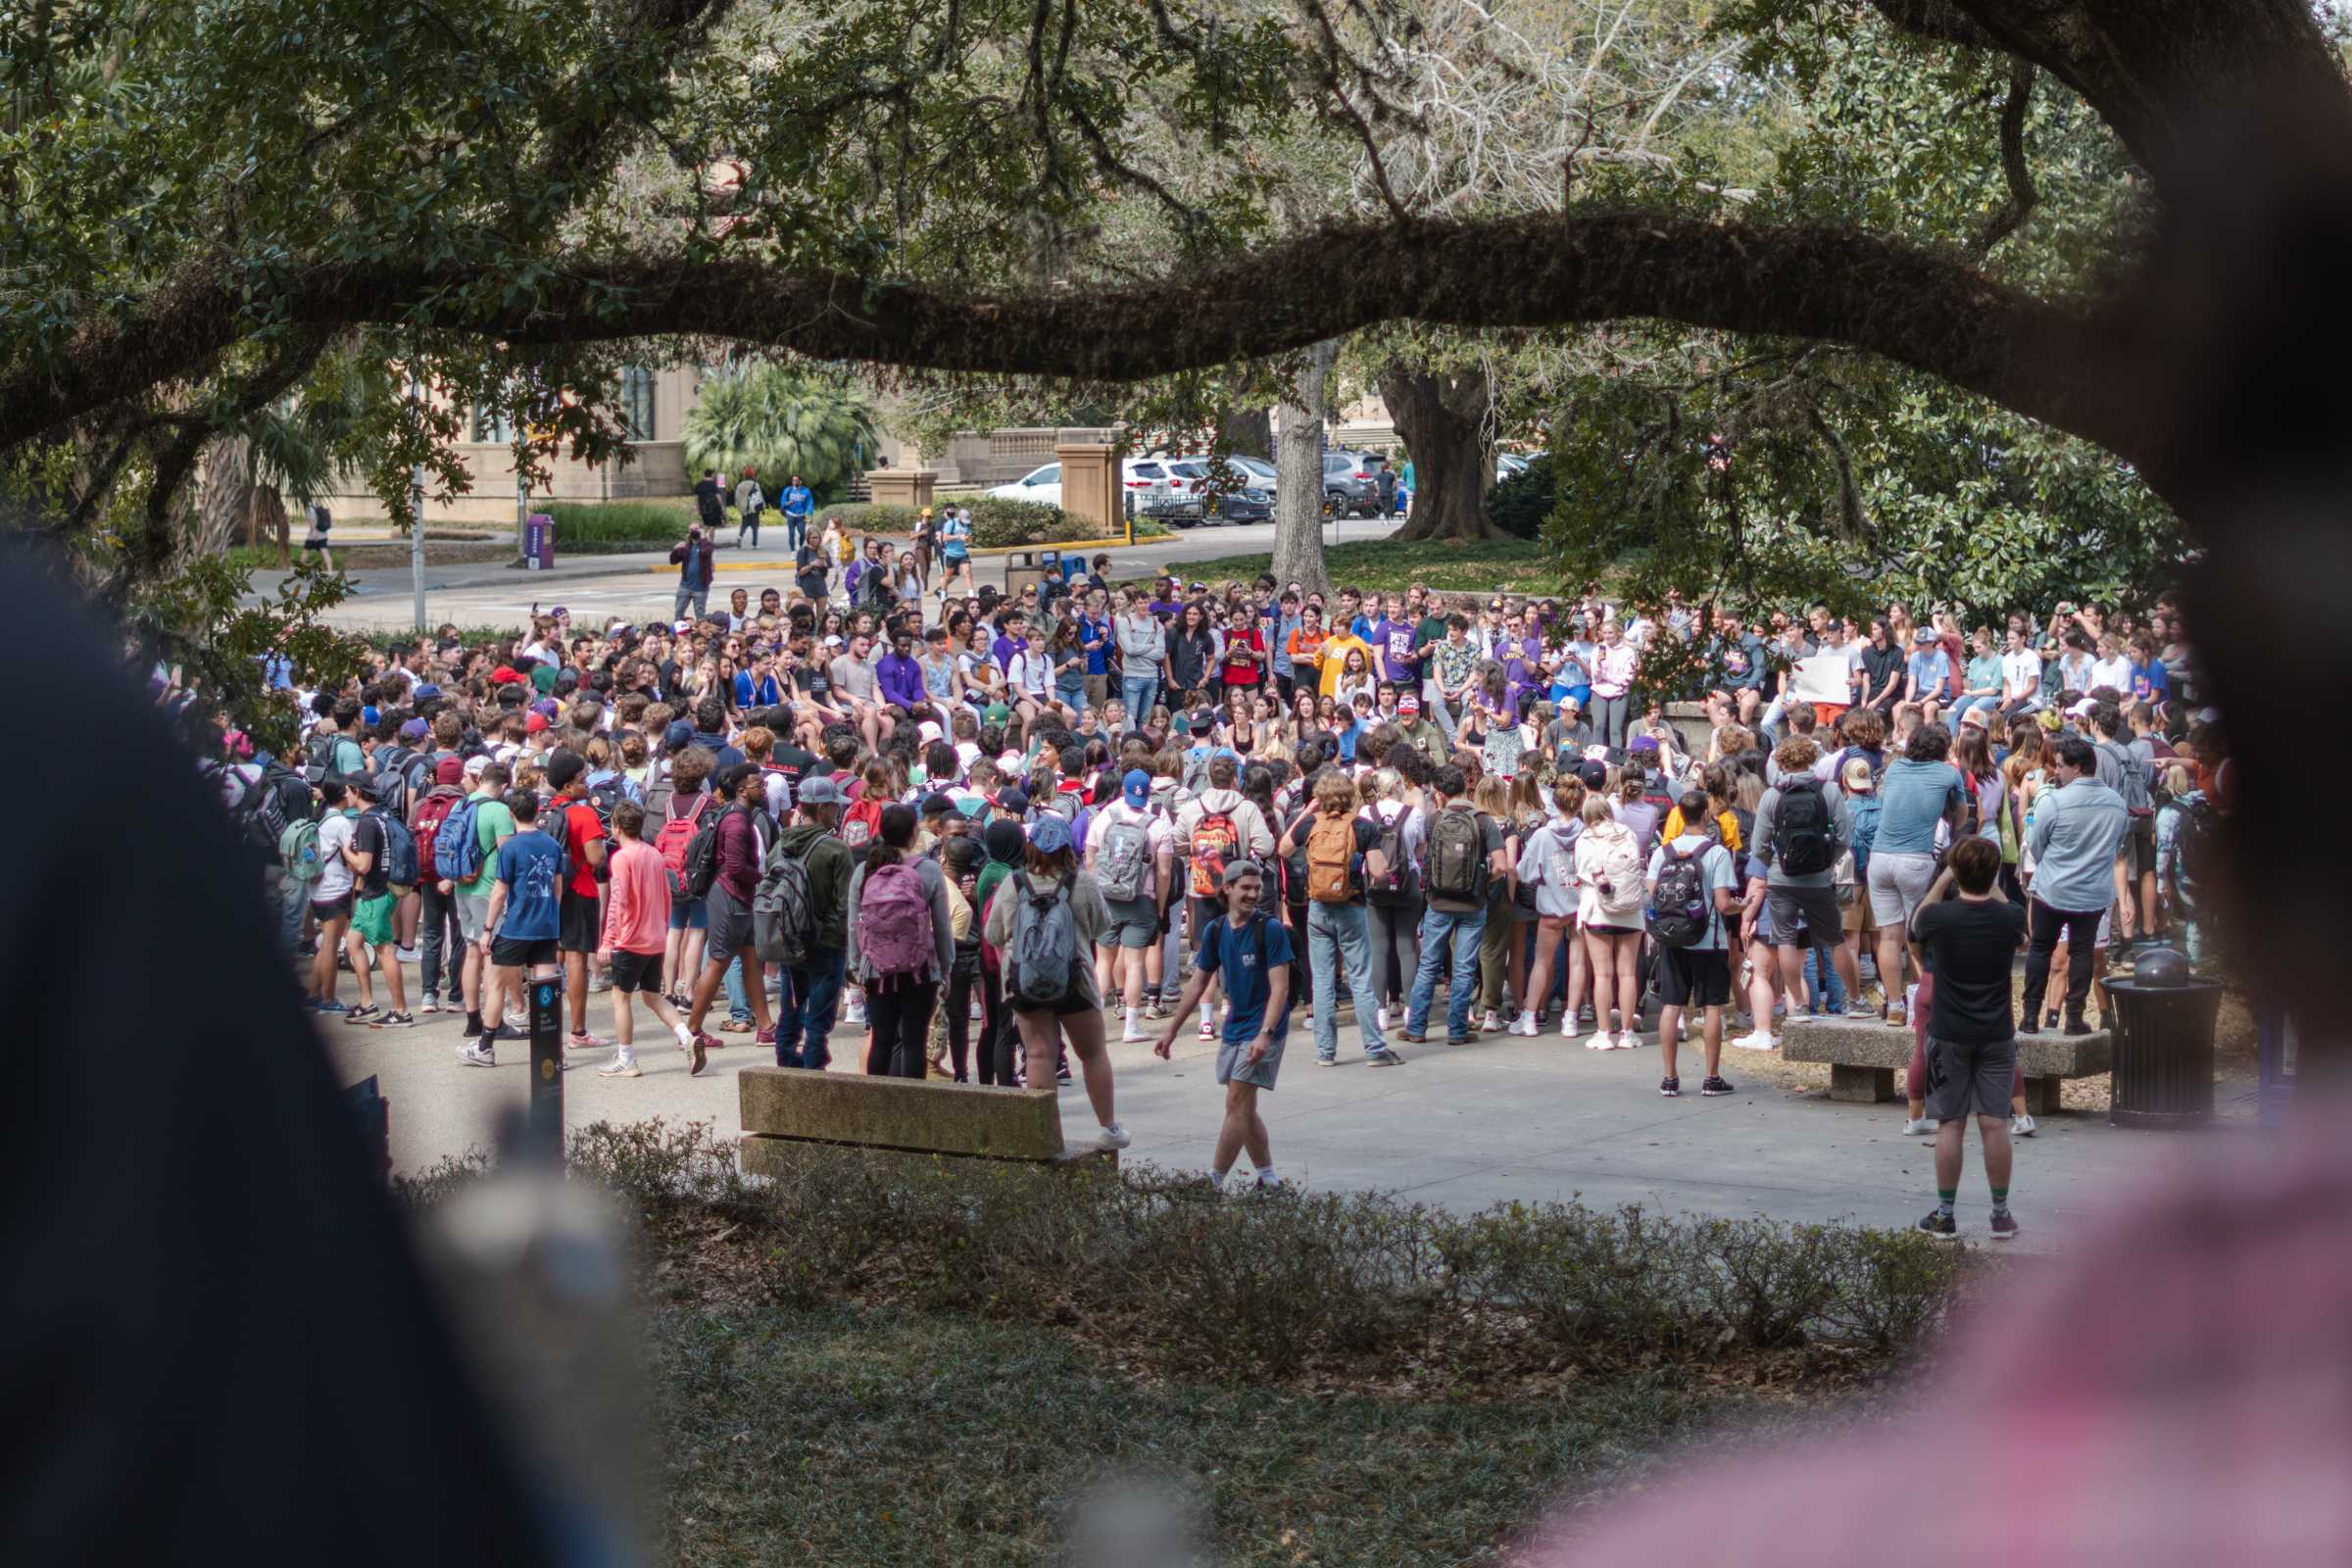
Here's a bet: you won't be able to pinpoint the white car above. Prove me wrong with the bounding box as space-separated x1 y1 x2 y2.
990 457 1180 509
990 462 1063 506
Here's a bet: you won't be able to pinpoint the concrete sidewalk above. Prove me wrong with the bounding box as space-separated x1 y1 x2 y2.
322 986 2210 1249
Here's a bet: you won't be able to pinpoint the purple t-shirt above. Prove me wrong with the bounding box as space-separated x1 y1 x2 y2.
1373 617 1418 684
992 633 1022 671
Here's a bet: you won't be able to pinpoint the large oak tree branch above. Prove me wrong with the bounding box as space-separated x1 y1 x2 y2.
1 213 2159 477
1881 0 2350 179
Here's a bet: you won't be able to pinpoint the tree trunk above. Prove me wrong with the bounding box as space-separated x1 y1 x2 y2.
1271 339 1340 598
1382 365 1505 542
195 436 260 559
1217 405 1273 461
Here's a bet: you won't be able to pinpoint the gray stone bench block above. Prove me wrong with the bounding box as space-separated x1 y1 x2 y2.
740 1065 1068 1158
1783 1016 2111 1112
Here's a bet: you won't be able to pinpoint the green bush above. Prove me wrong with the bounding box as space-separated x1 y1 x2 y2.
964 494 1078 547
826 502 922 535
456 1121 1972 1383
542 500 693 544
1487 453 1557 540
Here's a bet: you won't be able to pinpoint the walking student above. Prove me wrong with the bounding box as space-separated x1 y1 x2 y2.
1154 859 1293 1190
594 801 700 1076
465 789 568 1069
1911 837 2029 1240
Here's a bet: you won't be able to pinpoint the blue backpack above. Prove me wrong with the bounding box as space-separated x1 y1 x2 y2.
368 808 420 888
1847 793 1883 881
433 797 486 882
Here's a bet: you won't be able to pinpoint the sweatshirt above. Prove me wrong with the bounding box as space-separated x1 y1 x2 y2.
600 840 670 955
2025 776 2130 912
775 820 855 950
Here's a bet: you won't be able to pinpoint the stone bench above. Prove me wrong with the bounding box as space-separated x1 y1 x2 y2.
1781 1016 2112 1114
737 1066 1116 1176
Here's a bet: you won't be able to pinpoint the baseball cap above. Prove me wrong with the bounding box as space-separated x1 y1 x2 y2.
1577 759 1610 789
491 665 521 684
1122 767 1151 808
1398 694 1421 714
1027 814 1073 855
544 751 585 789
2068 697 2097 718
550 605 568 620
530 699 560 719
673 619 694 634
1220 858 1264 888
664 719 695 751
995 786 1030 814
464 755 490 779
984 702 1011 726
1914 627 1937 645
918 720 944 744
524 712 549 734
414 683 442 703
796 775 843 807
1629 733 1660 754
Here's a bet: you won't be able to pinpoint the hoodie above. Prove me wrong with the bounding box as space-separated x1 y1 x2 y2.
1175 787 1273 866
776 821 855 949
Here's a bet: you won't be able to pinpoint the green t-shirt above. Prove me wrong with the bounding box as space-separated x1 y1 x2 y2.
462 799 517 898
528 663 561 696
1411 614 1449 676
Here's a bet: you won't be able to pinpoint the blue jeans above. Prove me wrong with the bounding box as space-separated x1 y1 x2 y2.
1954 693 2000 720
271 868 307 957
723 956 755 1024
1308 901 1388 1060
778 946 844 1068
1056 676 1088 712
786 513 808 550
1805 946 1846 1013
1122 674 1159 721
1406 906 1487 1042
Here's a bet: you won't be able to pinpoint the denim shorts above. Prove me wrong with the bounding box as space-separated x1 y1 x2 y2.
668 895 709 932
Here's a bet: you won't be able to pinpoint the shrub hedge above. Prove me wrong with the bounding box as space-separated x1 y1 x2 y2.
407 1121 1971 1384
1487 452 1557 540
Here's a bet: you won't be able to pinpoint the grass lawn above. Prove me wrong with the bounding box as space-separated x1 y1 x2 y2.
652 1304 1763 1566
1171 537 1561 596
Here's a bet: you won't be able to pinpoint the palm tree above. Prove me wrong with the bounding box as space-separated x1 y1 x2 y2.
196 355 375 564
683 365 877 496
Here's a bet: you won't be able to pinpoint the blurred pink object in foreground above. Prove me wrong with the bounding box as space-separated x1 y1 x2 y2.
1533 1120 2352 1568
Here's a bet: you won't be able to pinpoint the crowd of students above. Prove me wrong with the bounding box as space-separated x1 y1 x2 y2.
208 541 2222 1205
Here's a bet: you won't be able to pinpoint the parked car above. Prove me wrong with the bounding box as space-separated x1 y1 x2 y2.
989 462 1062 506
1322 450 1383 516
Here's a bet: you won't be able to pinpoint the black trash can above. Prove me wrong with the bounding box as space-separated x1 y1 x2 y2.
2103 975 2224 1129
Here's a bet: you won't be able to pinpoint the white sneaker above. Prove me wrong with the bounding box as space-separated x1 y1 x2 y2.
1902 1116 1936 1136
395 945 419 965
504 1007 527 1031
1509 1010 1538 1037
458 1042 495 1067
1375 1004 1391 1034
1096 1122 1132 1152
1615 1031 1642 1051
1120 1024 1149 1044
1480 1009 1501 1033
1585 1031 1614 1052
598 1057 641 1077
1730 1030 1779 1052
2011 1112 2038 1138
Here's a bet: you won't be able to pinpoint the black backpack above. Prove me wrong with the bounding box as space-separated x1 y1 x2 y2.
1366 806 1417 905
1774 777 1835 876
1647 843 1713 950
680 802 740 903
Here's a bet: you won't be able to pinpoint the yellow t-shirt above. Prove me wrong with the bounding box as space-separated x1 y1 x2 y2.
1660 807 1740 852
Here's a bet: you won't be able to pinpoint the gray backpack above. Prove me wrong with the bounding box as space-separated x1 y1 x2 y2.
1095 817 1152 902
2101 739 2153 814
1005 872 1079 1008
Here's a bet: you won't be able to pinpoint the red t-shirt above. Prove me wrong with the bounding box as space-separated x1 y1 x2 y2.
1221 628 1263 686
561 798 606 899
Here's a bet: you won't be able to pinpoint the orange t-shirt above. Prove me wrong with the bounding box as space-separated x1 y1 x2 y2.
600 840 670 956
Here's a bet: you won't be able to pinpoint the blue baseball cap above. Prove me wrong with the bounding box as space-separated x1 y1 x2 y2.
1122 767 1151 808
1028 814 1073 855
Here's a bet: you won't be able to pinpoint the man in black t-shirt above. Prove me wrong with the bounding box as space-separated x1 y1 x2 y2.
1908 837 2028 1242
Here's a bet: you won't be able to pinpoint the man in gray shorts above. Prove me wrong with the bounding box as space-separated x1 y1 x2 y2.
1744 737 1869 1024
1909 839 2029 1241
1152 861 1296 1193
1086 769 1175 1044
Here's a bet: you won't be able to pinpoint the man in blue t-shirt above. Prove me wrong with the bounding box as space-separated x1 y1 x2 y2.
778 473 814 551
1154 860 1295 1193
469 790 569 1067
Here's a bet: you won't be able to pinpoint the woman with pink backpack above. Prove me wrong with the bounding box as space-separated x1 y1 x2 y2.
843 804 956 1077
